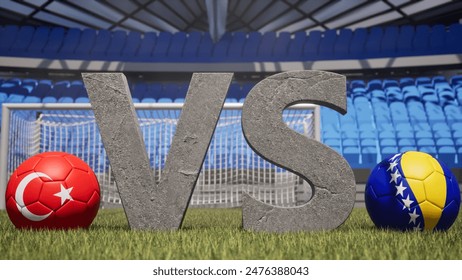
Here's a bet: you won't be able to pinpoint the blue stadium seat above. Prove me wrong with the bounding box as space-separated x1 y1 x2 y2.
361 138 376 148
42 27 65 58
385 85 403 102
0 25 19 54
6 93 25 103
381 146 399 158
389 102 409 124
32 80 52 98
334 28 352 59
413 25 431 55
27 26 50 56
257 32 276 60
449 75 462 89
414 123 432 133
395 122 414 138
323 129 340 140
417 138 436 149
433 76 455 99
407 101 427 123
162 83 178 101
47 80 69 100
242 32 261 60
168 32 187 59
9 26 35 56
136 32 157 60
436 138 455 148
367 79 383 91
22 78 37 87
451 121 462 133
349 28 367 58
182 32 202 61
91 30 111 59
106 30 127 59
379 130 395 140
383 79 399 89
360 130 375 139
0 81 18 94
425 102 446 124
438 146 457 167
287 31 306 60
150 83 163 100
398 138 416 148
380 138 397 147
397 25 414 56
399 77 415 87
303 30 321 59
403 85 421 103
416 76 432 85
362 147 378 167
380 26 398 57
318 29 337 59
324 138 341 148
429 24 447 54
421 89 440 104
213 32 232 59
358 122 374 133
432 122 451 133
175 84 188 103
226 84 241 103
197 32 214 61
343 146 360 168
152 32 172 60
131 82 147 102
122 31 141 60
228 32 246 60
74 29 97 58
58 28 81 58
447 23 462 53
350 80 366 90
272 32 291 60
365 26 383 57
444 104 462 125
354 98 372 123
456 138 462 149
415 130 433 139
343 138 359 147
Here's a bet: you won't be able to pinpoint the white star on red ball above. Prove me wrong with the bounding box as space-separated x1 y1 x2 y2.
54 184 74 205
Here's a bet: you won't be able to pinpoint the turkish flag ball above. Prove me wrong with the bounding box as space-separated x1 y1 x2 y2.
5 152 100 229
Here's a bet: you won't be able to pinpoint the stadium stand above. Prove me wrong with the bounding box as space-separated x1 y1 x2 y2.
1 74 462 169
1 23 462 62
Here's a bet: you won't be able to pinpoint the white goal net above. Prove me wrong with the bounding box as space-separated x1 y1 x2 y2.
0 103 319 209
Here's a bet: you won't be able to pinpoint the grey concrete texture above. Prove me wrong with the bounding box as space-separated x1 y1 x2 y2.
83 72 233 230
241 70 356 232
155 73 233 229
83 73 157 229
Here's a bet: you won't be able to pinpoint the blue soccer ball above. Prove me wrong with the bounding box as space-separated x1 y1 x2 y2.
365 151 460 231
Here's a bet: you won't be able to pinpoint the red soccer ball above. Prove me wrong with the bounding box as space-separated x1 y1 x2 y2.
5 152 100 229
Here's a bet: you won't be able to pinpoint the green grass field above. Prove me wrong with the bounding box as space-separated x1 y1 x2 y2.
1 208 461 260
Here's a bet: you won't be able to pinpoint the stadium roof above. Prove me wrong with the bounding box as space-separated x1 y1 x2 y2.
1 0 462 41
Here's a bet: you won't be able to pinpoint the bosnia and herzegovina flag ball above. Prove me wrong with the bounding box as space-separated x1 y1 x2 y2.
365 151 460 231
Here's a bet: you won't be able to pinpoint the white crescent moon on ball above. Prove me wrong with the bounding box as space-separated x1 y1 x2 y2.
15 172 53 222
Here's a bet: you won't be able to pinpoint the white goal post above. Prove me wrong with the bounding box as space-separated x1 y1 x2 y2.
0 102 320 209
